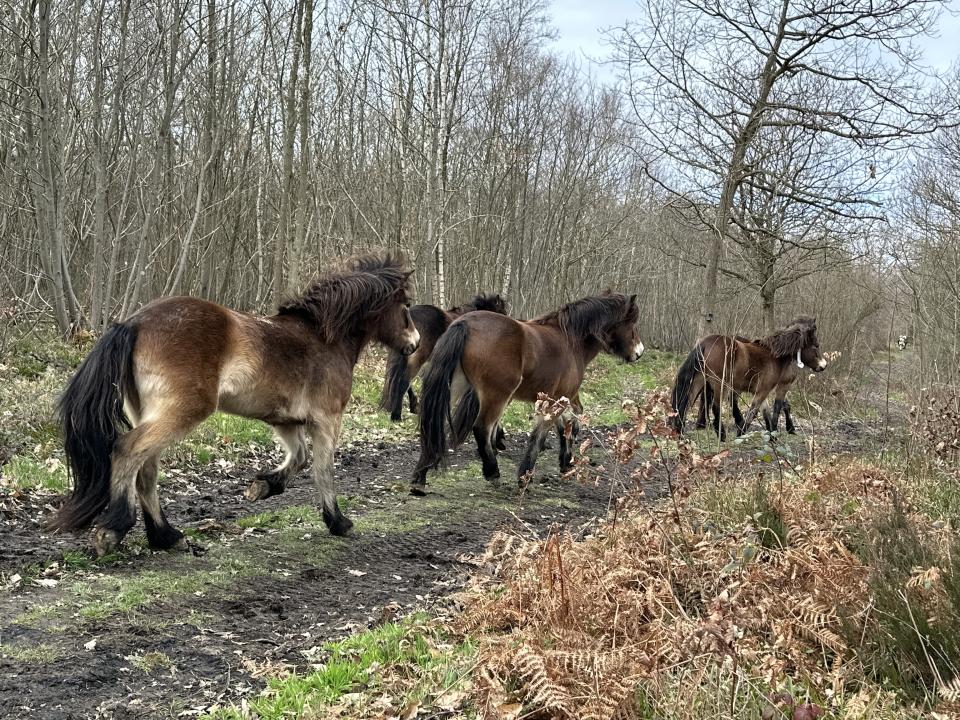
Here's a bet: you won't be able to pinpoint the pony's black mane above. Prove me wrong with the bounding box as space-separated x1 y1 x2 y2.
448 293 506 315
534 292 637 339
761 316 818 358
277 252 411 341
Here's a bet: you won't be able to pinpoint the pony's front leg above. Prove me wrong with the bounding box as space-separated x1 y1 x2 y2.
246 424 309 501
783 400 796 434
555 413 580 472
309 417 352 536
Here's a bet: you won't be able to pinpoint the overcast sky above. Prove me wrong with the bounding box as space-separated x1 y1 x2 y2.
547 0 960 76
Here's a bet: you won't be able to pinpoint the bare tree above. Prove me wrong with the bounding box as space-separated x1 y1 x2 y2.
612 0 955 332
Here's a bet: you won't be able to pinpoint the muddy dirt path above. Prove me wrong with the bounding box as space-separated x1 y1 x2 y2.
0 430 662 719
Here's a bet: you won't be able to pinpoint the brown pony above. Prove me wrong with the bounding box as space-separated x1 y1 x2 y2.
671 317 827 439
51 254 419 556
411 292 643 493
380 293 508 421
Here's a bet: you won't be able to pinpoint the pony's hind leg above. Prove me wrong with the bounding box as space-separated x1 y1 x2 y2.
518 415 552 485
137 455 186 550
96 413 204 556
696 384 711 429
246 423 309 501
309 416 351 536
474 386 515 483
708 384 727 440
407 386 418 415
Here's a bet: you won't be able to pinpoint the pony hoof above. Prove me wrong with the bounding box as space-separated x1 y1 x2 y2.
93 528 120 557
328 515 354 536
245 476 284 501
390 413 402 422
147 526 186 551
409 483 427 497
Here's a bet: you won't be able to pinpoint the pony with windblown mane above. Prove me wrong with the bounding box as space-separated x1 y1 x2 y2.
671 316 827 439
380 293 508 421
411 291 644 493
51 253 419 556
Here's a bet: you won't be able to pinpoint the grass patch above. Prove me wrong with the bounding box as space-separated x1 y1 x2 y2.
127 651 173 674
71 558 252 621
60 550 94 571
1 454 68 492
205 615 475 720
0 642 63 663
236 505 323 530
174 413 276 464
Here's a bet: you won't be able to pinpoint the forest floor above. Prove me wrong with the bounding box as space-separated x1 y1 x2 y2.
0 328 935 720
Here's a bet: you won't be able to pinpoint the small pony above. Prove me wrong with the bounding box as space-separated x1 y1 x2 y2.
412 292 643 493
380 293 508 421
671 317 827 438
51 254 419 556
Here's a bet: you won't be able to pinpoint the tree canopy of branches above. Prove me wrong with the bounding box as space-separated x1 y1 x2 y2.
612 0 956 331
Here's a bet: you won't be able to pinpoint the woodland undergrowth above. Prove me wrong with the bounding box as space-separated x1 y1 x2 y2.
456 393 960 720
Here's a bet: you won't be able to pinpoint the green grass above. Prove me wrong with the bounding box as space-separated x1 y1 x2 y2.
73 561 251 620
174 413 276 464
1 455 68 492
236 505 323 530
204 615 475 720
0 642 63 663
60 550 94 571
128 651 174 673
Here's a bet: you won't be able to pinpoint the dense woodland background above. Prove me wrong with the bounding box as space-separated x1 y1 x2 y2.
0 0 958 384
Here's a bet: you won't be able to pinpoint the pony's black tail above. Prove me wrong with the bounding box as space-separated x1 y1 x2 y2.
50 323 138 531
381 350 410 421
413 322 469 484
670 344 704 432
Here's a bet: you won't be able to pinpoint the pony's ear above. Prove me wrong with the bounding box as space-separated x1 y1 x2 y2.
629 294 637 307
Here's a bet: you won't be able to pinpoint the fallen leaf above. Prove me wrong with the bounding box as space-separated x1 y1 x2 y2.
347 569 367 577
32 578 59 588
498 703 522 719
84 638 98 651
398 700 419 720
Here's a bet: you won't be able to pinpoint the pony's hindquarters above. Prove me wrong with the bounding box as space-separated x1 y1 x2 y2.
52 323 138 532
670 345 706 432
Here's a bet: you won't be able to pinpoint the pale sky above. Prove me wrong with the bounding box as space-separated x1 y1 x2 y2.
548 0 960 76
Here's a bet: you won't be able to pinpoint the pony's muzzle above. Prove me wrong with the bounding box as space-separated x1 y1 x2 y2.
814 358 828 372
401 329 421 356
629 341 645 362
